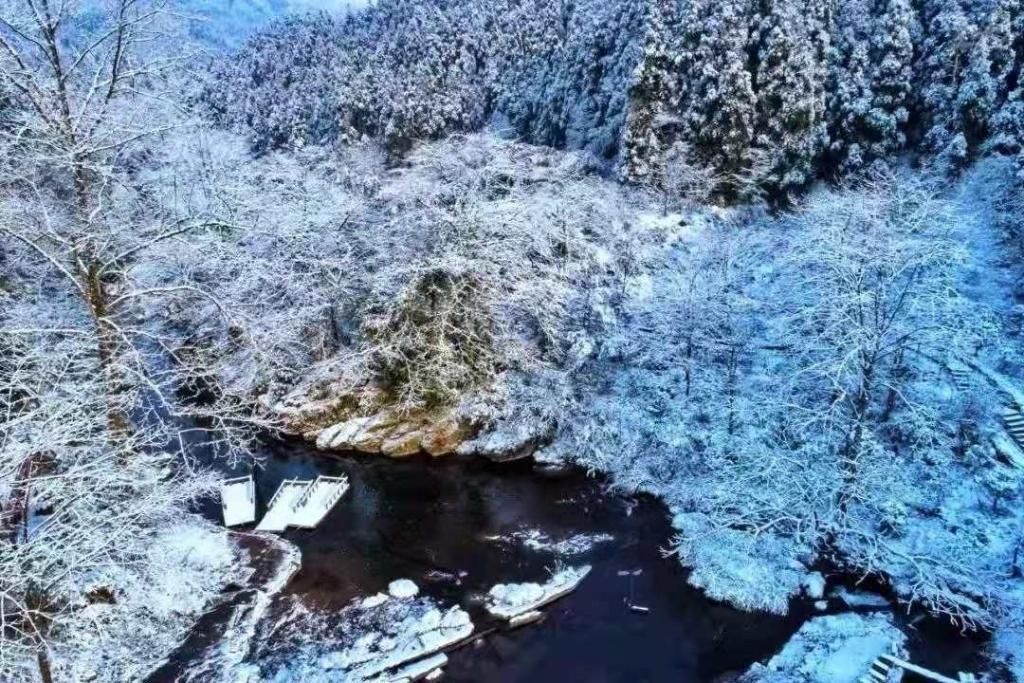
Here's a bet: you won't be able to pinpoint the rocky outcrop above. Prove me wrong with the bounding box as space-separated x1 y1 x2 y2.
272 360 477 458
314 407 473 458
272 358 557 461
455 420 555 462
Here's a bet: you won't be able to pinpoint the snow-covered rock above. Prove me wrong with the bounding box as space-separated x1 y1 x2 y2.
485 566 590 620
362 593 390 609
277 366 476 458
457 420 554 462
802 572 826 600
831 587 891 609
388 579 420 599
256 592 473 682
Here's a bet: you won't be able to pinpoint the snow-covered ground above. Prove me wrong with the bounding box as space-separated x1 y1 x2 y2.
48 516 241 682
738 613 906 683
240 579 473 682
993 625 1024 681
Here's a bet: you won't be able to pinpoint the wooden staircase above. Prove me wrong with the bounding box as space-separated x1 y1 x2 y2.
949 367 973 392
860 654 976 683
859 654 895 683
1000 405 1024 447
949 362 1024 467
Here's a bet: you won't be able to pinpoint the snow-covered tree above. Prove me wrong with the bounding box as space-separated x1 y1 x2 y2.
749 0 831 197
783 174 970 512
673 0 758 193
0 3 263 676
866 0 916 161
916 0 1022 169
619 0 680 184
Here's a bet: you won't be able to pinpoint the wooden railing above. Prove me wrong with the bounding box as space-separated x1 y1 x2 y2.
879 655 976 683
291 475 346 511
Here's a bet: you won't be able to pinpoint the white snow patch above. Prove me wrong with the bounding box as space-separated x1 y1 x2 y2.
485 565 590 620
739 612 906 683
831 587 892 609
388 579 420 599
362 593 390 608
485 528 614 557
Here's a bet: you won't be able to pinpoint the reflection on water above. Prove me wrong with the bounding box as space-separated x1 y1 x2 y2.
223 441 810 682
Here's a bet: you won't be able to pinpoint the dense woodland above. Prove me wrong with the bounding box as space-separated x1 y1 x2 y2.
2 0 1024 680
208 0 1024 196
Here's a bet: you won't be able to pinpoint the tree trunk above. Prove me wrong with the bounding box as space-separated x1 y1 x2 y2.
84 263 130 438
684 337 693 397
839 357 875 512
37 648 54 683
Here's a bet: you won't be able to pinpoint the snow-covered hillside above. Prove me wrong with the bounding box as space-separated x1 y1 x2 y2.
2 0 1024 680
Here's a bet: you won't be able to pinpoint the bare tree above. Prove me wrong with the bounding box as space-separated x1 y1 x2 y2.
0 3 260 678
782 173 972 511
658 141 719 214
0 0 196 433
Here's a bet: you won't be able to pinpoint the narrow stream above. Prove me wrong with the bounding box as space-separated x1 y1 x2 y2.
168 438 989 682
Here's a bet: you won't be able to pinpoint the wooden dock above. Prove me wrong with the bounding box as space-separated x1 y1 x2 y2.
220 475 256 527
253 476 349 532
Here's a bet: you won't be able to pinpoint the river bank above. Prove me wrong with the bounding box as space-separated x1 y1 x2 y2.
147 436 1002 681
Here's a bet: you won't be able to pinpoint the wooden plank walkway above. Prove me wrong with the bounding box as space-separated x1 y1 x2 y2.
253 476 349 532
290 476 349 529
255 480 310 532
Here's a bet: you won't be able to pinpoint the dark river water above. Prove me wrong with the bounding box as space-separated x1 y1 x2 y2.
168 438 989 682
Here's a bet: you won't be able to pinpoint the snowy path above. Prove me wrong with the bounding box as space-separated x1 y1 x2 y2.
221 476 256 527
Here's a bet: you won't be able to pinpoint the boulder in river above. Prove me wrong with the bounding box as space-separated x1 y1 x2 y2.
388 579 420 599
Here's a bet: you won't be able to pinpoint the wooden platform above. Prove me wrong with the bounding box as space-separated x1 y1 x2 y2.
254 476 349 532
220 475 256 527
